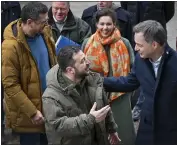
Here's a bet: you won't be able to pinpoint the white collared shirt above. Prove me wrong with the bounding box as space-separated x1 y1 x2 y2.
149 56 162 78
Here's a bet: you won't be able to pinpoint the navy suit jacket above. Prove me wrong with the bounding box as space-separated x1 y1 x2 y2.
104 45 177 145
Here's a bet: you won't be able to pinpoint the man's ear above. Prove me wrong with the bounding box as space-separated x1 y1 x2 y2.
66 66 74 74
152 41 159 49
26 19 33 25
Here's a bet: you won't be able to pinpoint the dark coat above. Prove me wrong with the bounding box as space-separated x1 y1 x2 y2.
120 1 138 26
81 5 133 46
104 45 177 145
136 2 175 30
1 1 21 42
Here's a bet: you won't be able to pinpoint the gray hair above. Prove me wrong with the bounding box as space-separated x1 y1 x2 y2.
52 1 70 8
133 20 167 46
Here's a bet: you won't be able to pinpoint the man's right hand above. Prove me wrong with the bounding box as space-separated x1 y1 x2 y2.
31 110 44 125
90 102 110 123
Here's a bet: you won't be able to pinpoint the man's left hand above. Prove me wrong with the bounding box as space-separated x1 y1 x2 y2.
108 132 121 145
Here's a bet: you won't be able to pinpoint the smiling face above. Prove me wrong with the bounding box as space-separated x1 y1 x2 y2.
96 16 115 38
134 32 155 59
52 2 69 22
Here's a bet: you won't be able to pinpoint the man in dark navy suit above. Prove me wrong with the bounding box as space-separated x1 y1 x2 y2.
104 20 177 145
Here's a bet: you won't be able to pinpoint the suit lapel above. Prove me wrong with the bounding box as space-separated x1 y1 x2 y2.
154 48 170 96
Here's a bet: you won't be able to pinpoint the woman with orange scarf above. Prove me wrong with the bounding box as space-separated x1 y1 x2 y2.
82 9 135 145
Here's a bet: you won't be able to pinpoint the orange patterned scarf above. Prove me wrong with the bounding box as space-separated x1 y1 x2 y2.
84 28 130 101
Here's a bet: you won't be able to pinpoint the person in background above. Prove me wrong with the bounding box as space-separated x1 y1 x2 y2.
1 1 21 42
48 1 91 44
42 45 121 145
120 1 137 26
1 1 21 144
82 8 135 145
104 20 177 145
136 2 175 31
2 2 56 145
81 1 134 46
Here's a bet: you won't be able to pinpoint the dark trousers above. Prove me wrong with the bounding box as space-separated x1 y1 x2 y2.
19 133 48 145
1 83 5 133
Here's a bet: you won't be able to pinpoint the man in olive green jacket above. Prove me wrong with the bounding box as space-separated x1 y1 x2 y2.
42 46 121 145
48 2 92 44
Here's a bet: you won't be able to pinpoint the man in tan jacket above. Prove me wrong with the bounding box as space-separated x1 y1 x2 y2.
2 2 56 145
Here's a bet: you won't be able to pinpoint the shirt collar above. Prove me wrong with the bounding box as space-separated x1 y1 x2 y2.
149 55 162 64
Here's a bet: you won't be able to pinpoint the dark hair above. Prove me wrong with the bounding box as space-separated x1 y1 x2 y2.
57 46 81 72
94 8 117 24
21 2 48 23
133 20 167 46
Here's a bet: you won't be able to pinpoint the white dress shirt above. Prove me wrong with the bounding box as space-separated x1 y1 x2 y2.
149 56 162 78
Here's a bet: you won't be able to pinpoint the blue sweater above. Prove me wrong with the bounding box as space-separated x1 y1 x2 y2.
27 34 50 93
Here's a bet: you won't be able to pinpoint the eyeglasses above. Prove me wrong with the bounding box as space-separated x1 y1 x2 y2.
52 7 68 12
34 18 49 26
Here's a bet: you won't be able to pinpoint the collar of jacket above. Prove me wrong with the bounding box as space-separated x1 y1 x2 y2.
9 19 53 52
144 43 172 67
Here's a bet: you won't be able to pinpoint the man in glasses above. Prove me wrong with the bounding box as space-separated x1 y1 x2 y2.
48 1 92 44
2 2 56 145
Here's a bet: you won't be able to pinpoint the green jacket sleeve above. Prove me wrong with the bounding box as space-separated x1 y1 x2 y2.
92 74 118 133
42 97 96 137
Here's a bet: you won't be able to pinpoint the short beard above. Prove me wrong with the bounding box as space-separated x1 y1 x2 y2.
74 67 89 80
